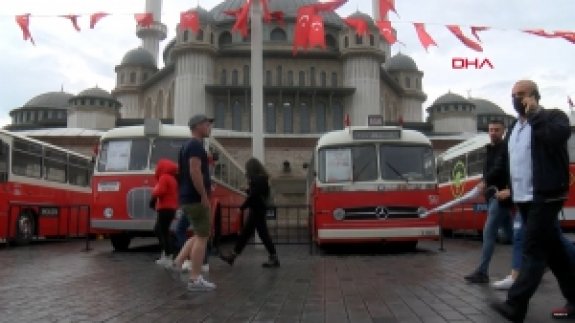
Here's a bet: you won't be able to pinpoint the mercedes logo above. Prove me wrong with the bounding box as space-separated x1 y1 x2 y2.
374 206 389 219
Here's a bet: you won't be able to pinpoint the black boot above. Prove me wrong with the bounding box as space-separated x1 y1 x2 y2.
219 251 237 266
262 254 280 268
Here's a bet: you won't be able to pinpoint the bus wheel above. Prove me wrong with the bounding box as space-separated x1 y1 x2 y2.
110 234 132 251
15 211 35 245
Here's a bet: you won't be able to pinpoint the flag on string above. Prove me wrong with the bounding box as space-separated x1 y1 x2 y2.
344 17 368 36
376 20 397 45
16 14 35 45
413 23 436 51
447 25 483 52
61 15 81 32
90 12 108 29
554 31 575 44
135 13 154 28
179 10 200 32
523 29 557 38
470 26 489 42
378 0 398 19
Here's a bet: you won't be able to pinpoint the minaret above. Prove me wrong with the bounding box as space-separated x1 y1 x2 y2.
137 0 167 65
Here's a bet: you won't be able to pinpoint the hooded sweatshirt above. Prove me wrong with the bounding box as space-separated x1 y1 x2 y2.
152 159 179 211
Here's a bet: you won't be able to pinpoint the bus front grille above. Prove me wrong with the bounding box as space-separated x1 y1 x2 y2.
343 206 420 220
127 187 156 219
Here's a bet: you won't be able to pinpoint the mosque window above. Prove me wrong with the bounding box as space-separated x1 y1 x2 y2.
287 71 294 86
283 102 293 134
265 70 272 86
120 73 125 84
81 99 85 105
416 78 421 90
300 102 310 134
326 34 337 48
316 102 327 132
369 34 375 46
89 99 95 105
299 71 306 86
220 69 227 85
355 34 363 45
331 72 338 87
197 29 204 41
100 100 105 106
405 77 411 88
130 72 136 84
232 70 239 86
218 31 232 47
210 33 214 44
265 102 276 133
48 111 54 119
232 100 242 131
243 65 250 85
276 66 283 86
215 101 226 129
183 30 189 42
344 36 349 48
332 102 344 130
270 28 287 41
310 67 316 86
142 73 148 82
320 71 327 87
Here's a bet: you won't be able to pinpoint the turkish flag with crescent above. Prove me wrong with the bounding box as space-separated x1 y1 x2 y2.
135 13 154 28
16 14 35 45
309 15 326 49
447 25 483 52
376 20 396 45
293 6 315 53
180 10 200 32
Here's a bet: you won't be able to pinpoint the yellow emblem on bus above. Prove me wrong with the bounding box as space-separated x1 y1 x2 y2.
570 172 575 186
451 161 466 198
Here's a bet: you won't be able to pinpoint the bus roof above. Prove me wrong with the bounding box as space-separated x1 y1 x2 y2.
0 129 91 160
100 124 190 140
316 126 432 149
437 133 490 162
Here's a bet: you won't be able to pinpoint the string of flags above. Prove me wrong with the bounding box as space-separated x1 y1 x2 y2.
12 0 575 54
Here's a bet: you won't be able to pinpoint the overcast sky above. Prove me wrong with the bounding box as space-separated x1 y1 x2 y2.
1 0 574 127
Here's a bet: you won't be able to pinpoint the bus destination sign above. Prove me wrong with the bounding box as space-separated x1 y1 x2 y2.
352 129 401 140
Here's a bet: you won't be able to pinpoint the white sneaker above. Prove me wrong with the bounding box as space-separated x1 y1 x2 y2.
155 255 171 266
492 275 515 290
182 260 192 272
187 275 216 291
201 264 210 273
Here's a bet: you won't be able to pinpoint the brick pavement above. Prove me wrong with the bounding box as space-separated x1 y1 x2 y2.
0 235 573 323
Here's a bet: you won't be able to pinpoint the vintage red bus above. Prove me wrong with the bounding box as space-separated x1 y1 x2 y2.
0 130 92 245
307 125 440 247
436 128 575 235
90 121 246 251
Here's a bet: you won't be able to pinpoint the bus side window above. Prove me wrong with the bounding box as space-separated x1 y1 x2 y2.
467 147 485 177
12 139 42 178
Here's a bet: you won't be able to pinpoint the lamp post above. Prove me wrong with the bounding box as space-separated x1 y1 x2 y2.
251 0 265 163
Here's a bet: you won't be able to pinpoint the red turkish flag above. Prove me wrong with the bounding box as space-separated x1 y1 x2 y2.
15 14 34 45
470 26 489 42
447 25 483 52
62 15 81 32
293 6 315 54
413 23 437 51
376 20 396 45
180 10 200 32
135 13 154 28
270 11 285 25
261 0 272 23
90 12 108 29
231 1 251 37
378 0 398 19
554 31 575 44
523 29 557 38
313 0 347 12
309 15 326 49
344 17 368 36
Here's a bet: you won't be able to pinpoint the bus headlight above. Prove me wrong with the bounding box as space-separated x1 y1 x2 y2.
333 208 346 221
417 207 428 218
103 208 114 219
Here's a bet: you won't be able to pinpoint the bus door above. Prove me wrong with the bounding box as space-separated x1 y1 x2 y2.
0 139 7 183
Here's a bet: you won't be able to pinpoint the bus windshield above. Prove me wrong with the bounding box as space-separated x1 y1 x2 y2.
318 145 378 183
380 145 435 182
150 138 188 170
97 139 149 172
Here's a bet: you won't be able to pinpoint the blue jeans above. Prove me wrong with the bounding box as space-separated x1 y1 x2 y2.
512 212 575 270
476 197 513 275
175 214 209 265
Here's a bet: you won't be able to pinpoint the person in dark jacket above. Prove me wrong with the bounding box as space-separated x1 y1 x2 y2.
464 119 513 284
152 158 179 266
489 80 575 322
219 157 279 268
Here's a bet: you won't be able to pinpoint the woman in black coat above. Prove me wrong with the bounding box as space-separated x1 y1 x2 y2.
220 158 279 268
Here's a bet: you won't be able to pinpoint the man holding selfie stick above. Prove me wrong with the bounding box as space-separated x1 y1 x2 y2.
489 80 575 322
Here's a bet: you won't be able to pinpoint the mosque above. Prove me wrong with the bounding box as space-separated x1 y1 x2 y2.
4 0 512 201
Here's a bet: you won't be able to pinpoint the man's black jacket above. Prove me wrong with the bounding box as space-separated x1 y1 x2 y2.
485 108 571 203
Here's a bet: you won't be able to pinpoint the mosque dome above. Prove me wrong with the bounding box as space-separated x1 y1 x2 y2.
121 47 157 67
23 91 74 109
385 52 418 72
469 98 506 115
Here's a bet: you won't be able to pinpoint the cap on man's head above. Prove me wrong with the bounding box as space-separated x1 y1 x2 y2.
188 114 214 129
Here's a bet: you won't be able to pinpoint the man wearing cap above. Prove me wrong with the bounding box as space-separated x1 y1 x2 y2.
173 114 216 291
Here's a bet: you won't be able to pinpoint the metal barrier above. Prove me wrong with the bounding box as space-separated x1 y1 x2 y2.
215 204 312 254
4 202 91 251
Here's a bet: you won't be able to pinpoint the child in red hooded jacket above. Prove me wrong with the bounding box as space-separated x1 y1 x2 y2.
152 158 179 266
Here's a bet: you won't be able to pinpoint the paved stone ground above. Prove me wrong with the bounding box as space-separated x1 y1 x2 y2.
0 235 574 323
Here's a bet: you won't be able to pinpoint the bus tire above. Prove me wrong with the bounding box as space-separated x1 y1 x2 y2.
15 210 35 245
110 234 131 251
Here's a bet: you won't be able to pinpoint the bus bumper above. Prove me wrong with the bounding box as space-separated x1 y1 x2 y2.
317 226 440 240
91 219 155 231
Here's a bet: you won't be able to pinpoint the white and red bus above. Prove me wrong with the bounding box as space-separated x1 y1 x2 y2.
307 125 440 247
91 122 246 250
436 128 575 235
0 130 92 245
